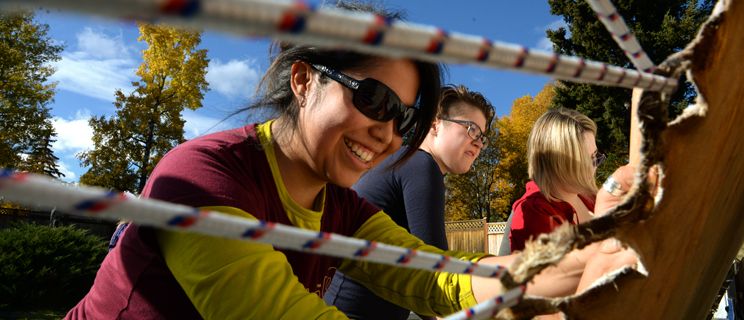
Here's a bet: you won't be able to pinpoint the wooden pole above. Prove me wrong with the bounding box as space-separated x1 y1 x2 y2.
629 88 643 167
483 217 489 254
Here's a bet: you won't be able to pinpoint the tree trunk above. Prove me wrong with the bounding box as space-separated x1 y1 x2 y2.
560 1 744 318
137 118 155 193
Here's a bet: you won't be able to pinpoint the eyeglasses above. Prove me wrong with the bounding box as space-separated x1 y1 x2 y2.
592 151 607 168
440 118 488 146
310 63 419 136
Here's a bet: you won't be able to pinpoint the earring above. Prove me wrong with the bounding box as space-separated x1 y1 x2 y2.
297 95 305 107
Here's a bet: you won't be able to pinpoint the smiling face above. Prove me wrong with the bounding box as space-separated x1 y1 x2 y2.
294 58 420 188
428 103 488 174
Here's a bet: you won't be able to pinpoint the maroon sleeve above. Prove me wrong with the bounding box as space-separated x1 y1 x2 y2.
509 198 566 252
141 129 265 216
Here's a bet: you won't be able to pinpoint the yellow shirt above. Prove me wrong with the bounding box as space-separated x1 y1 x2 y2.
157 121 485 318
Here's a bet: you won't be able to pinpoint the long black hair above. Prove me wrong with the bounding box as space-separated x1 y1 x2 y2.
245 2 443 166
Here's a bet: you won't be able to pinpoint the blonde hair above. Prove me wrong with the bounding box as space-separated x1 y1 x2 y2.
527 108 598 201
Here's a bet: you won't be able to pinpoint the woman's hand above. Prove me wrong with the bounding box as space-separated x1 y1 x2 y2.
595 165 635 216
595 164 662 216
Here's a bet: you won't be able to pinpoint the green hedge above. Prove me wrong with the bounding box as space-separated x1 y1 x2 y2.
0 222 107 311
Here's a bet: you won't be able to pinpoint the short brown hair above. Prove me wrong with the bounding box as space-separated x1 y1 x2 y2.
436 85 495 132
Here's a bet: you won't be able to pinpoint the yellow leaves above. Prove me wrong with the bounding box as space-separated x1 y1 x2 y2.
135 23 208 111
489 179 514 215
79 23 209 193
444 200 472 221
444 84 556 222
489 84 554 217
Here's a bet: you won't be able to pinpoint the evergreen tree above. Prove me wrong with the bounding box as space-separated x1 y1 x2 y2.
547 0 713 178
17 118 64 178
0 11 63 177
79 23 208 193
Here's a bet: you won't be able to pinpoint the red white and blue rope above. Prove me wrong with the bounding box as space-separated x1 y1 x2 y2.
0 169 522 317
444 285 526 320
585 0 655 72
0 169 508 280
0 0 676 93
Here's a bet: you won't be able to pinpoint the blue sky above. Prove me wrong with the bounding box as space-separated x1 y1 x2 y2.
35 1 565 182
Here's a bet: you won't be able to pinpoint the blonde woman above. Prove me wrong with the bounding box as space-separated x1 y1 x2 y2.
509 108 605 252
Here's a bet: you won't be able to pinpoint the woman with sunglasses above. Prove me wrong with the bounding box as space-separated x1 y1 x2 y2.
508 108 605 253
66 3 639 318
323 85 494 320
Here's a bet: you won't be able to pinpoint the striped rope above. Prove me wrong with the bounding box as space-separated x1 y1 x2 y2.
0 169 525 318
0 0 676 93
585 0 655 72
443 285 526 320
0 169 508 279
0 169 525 316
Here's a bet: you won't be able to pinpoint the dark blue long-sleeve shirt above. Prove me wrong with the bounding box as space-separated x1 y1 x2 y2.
324 146 447 319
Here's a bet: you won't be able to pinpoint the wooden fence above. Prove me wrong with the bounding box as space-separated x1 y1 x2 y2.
444 218 507 255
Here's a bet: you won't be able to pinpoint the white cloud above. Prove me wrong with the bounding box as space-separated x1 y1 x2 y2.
543 19 568 32
51 110 93 183
76 27 130 59
52 58 135 101
182 109 235 139
536 37 555 51
534 19 568 52
51 27 137 101
51 110 94 153
206 59 260 99
57 161 77 182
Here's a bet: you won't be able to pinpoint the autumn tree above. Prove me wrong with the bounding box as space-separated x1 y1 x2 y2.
444 117 500 222
79 24 208 193
489 85 554 218
547 0 713 179
0 12 64 178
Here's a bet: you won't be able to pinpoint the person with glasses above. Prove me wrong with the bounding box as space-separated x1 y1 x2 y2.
508 108 604 253
66 3 640 318
323 85 494 320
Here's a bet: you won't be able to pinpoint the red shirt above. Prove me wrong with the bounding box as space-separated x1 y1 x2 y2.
509 181 595 252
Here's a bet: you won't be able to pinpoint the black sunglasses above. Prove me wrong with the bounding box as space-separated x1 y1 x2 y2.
310 63 419 136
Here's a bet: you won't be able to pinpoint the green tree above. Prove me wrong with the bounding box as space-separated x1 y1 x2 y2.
490 85 554 218
0 12 64 177
17 124 64 178
79 23 208 193
444 117 501 222
547 0 713 178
